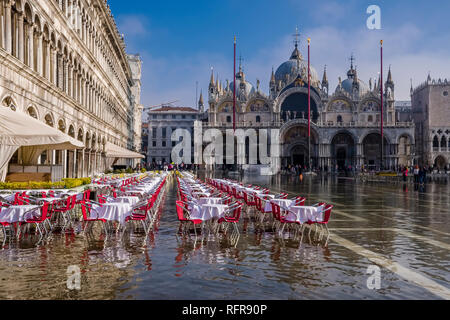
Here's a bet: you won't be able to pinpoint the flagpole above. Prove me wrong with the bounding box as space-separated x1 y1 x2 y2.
233 36 236 132
308 37 311 171
380 39 384 171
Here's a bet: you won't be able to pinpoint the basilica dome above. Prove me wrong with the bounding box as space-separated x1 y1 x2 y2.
339 78 369 95
275 46 319 85
229 69 255 97
336 67 369 95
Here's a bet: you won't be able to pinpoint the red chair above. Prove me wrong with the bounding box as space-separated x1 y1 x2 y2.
294 196 306 206
243 192 256 208
23 202 52 237
175 200 202 237
218 202 242 237
255 195 272 224
271 202 301 235
98 194 107 204
306 204 333 236
80 201 107 233
53 195 77 230
125 200 153 233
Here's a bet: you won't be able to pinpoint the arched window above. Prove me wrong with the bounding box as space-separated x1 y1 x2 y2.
368 115 373 123
58 119 66 132
256 116 261 123
2 96 16 110
441 136 448 149
45 114 54 127
337 115 343 123
433 136 439 148
226 116 231 123
27 107 38 119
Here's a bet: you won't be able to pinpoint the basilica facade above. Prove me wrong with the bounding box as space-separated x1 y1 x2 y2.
0 0 143 180
205 41 415 171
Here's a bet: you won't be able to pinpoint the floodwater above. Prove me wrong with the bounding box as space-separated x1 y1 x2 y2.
0 173 449 300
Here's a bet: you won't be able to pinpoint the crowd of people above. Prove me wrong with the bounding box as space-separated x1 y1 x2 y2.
143 161 199 172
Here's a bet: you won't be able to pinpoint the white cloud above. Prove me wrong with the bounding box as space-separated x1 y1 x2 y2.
117 15 150 38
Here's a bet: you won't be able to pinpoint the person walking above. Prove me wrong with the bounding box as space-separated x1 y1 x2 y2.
402 166 408 182
413 165 420 184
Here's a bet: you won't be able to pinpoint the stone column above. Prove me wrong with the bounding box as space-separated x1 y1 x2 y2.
44 39 50 79
63 150 68 178
28 23 34 70
81 17 86 41
37 31 43 75
17 11 24 62
64 58 69 93
52 46 57 86
5 1 11 53
73 149 77 178
68 63 73 97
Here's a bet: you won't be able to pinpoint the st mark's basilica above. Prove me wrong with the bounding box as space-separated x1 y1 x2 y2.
202 37 415 171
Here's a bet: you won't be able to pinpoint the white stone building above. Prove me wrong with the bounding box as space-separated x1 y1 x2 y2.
145 105 202 165
412 75 450 170
0 0 143 180
206 40 415 171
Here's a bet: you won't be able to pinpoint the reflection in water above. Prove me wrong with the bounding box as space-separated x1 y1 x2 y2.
0 175 448 299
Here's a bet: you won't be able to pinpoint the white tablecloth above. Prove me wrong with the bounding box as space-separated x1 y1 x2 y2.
265 199 295 212
112 196 140 206
285 206 323 224
0 205 41 223
197 197 223 205
190 204 229 221
91 203 132 225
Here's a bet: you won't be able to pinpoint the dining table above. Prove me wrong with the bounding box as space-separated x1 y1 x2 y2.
0 205 41 224
285 205 324 224
91 202 133 226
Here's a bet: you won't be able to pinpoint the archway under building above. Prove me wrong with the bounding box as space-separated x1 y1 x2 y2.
434 155 447 170
362 133 389 170
331 132 355 171
281 123 319 168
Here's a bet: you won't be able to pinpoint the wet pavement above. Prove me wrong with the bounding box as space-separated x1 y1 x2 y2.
0 173 449 300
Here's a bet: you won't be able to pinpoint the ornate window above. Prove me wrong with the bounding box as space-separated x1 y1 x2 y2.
337 115 343 123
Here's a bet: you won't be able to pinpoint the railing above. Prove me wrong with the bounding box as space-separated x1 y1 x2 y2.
203 120 414 129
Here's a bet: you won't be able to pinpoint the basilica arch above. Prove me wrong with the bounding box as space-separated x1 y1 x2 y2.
362 132 390 170
280 119 320 167
275 86 322 123
331 131 356 170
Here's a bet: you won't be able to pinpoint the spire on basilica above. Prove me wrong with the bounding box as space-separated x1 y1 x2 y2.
322 65 328 85
210 68 215 87
270 67 276 85
290 27 302 60
347 54 356 79
387 65 393 84
198 90 204 112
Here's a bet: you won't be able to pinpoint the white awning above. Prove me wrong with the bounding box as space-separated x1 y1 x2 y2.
105 142 145 159
0 106 85 180
0 106 84 149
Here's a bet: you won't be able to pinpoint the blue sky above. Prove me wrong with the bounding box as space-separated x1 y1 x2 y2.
109 0 450 109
